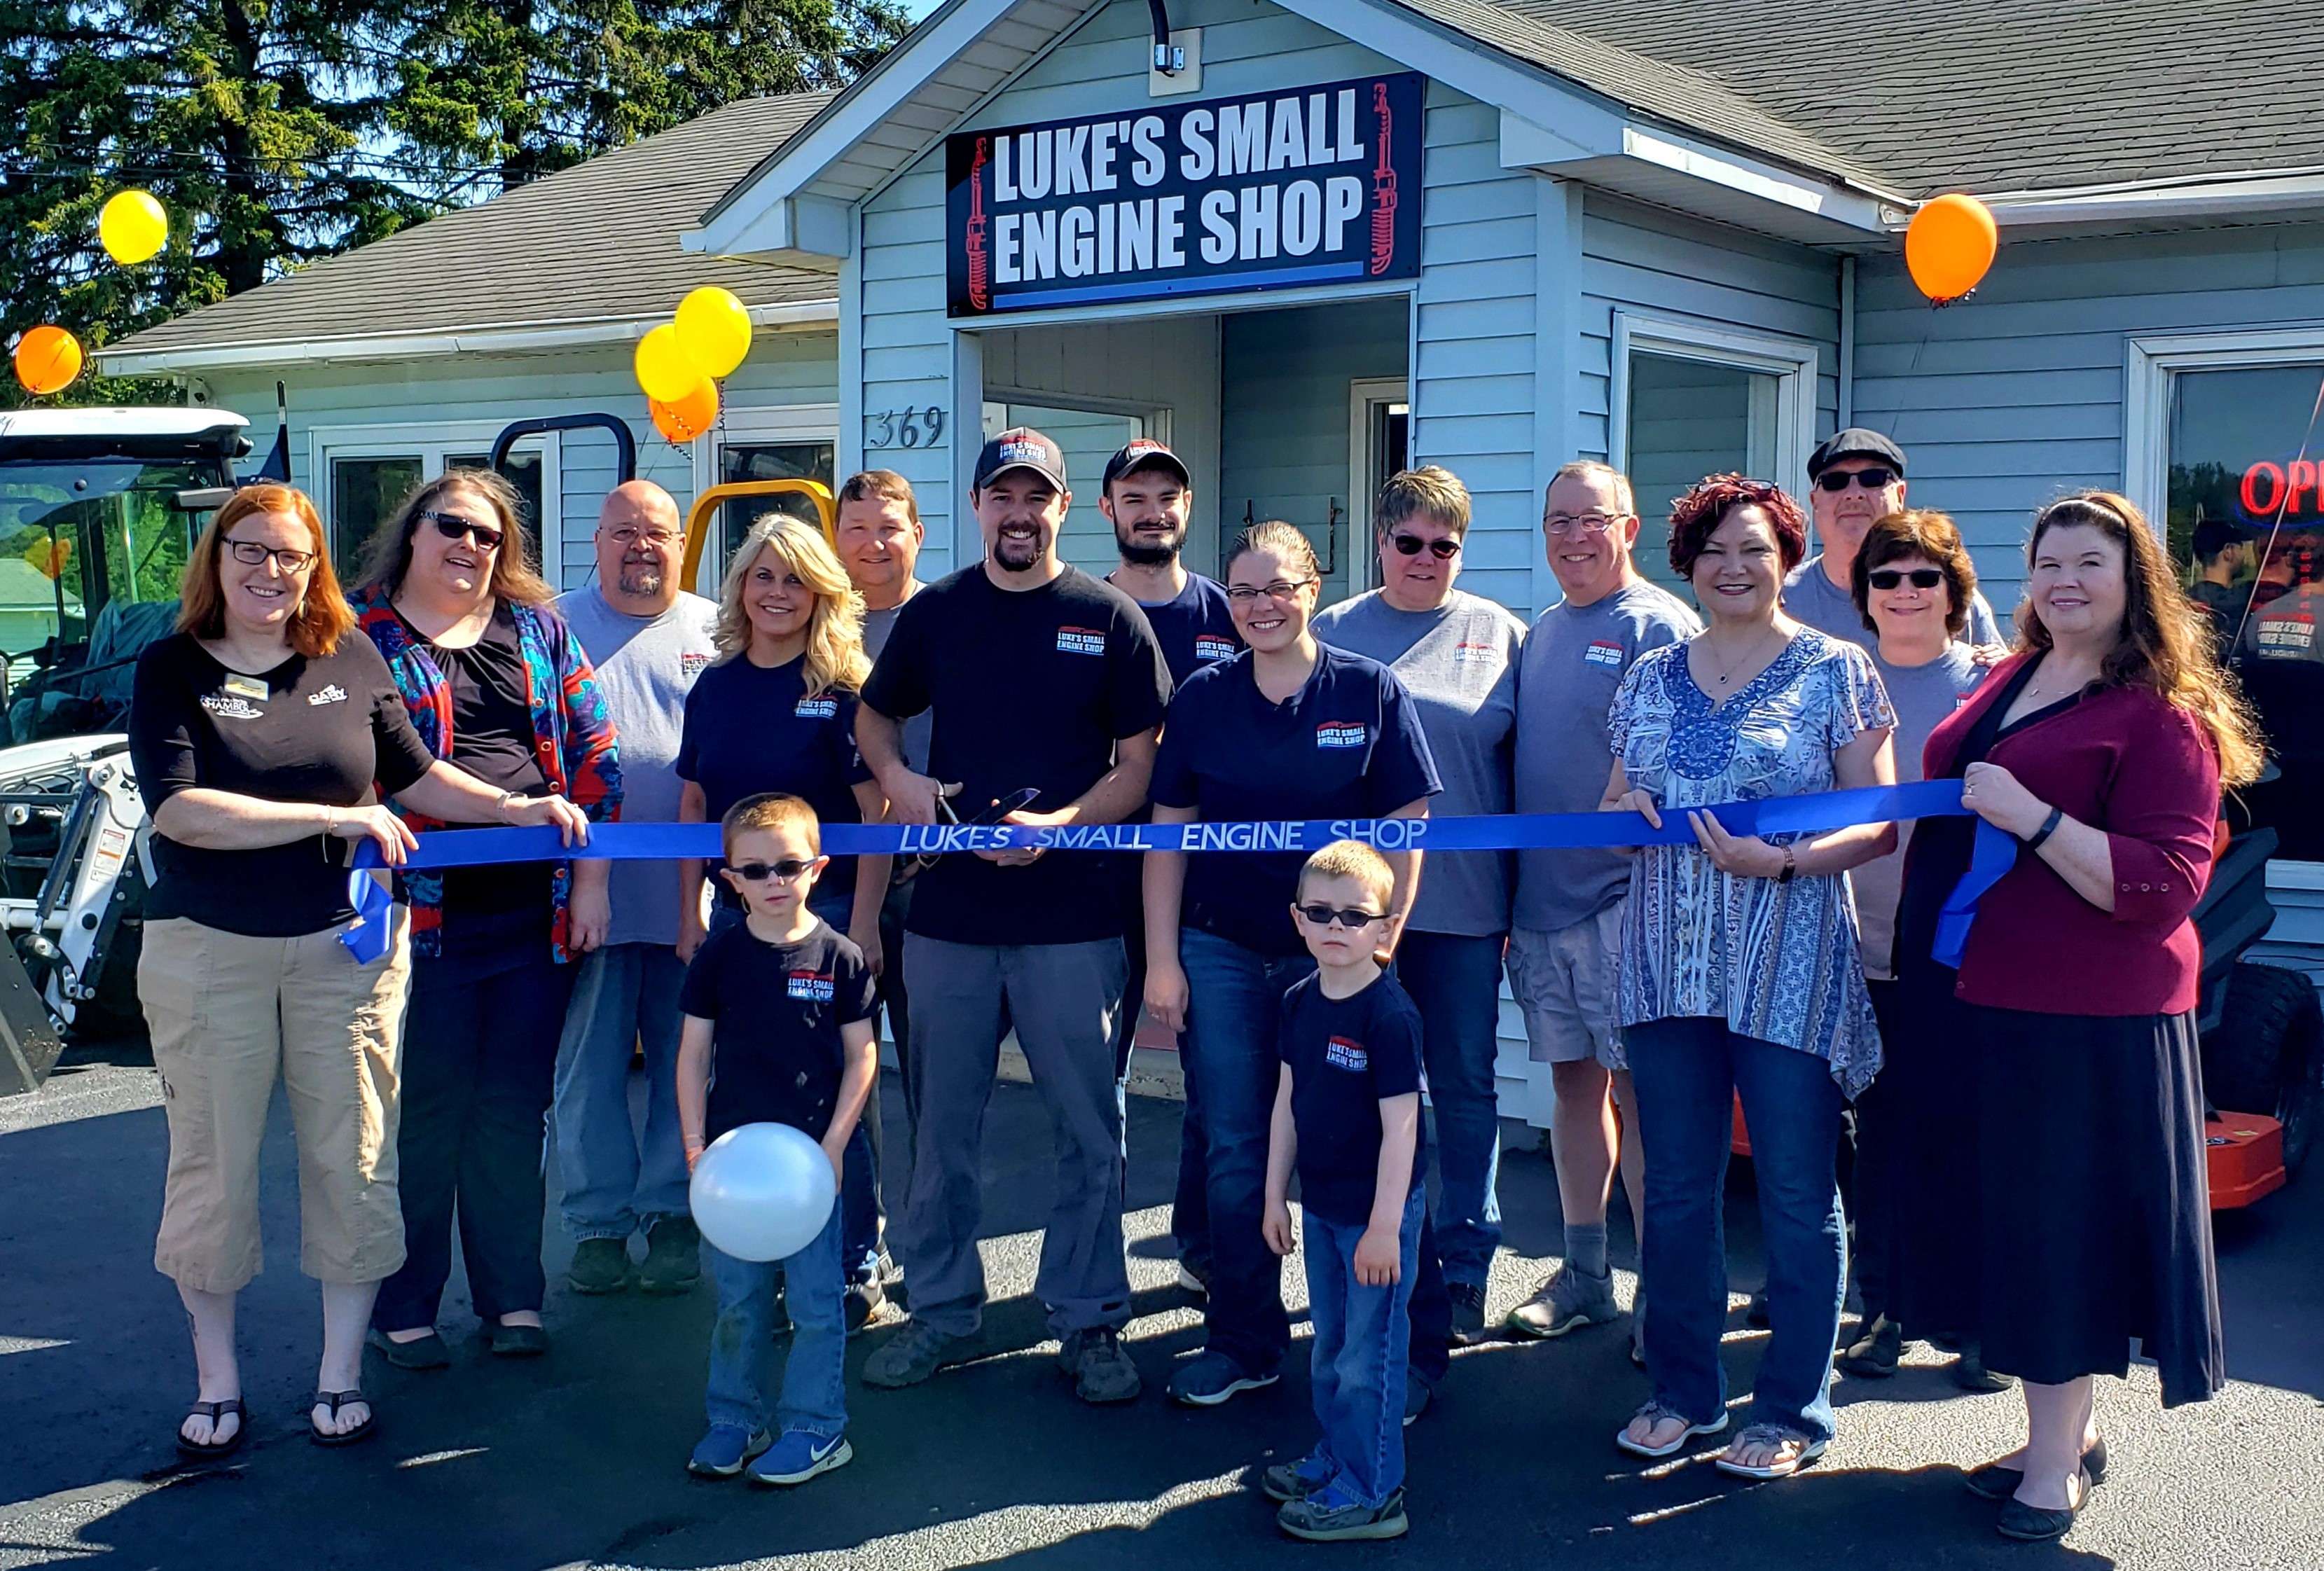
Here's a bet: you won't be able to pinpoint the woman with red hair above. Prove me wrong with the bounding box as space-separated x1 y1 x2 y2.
1598 474 1897 1479
130 485 584 1458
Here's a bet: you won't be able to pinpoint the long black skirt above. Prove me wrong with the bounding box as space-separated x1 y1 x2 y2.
1888 977 2225 1407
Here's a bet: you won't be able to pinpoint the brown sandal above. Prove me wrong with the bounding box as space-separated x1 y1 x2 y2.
310 1389 376 1447
176 1397 246 1459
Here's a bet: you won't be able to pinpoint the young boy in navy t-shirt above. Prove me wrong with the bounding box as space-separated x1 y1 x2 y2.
677 793 877 1487
1260 840 1426 1542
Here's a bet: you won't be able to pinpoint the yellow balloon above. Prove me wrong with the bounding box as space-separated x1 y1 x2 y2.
99 190 169 265
675 287 752 379
634 323 700 404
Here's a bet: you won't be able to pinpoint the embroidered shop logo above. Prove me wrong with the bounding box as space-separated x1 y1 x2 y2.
787 971 835 1004
681 652 712 677
1315 721 1368 749
1324 1036 1369 1072
1452 640 1496 665
1193 634 1237 663
999 438 1049 468
796 695 839 719
307 684 349 707
1056 625 1107 656
200 693 263 721
1584 641 1624 670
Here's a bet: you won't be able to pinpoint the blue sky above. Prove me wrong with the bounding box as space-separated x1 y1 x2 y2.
904 0 943 17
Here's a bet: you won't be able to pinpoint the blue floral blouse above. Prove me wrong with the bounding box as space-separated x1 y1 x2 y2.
1605 628 1895 1096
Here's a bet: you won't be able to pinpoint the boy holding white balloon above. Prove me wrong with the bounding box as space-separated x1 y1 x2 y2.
677 793 877 1487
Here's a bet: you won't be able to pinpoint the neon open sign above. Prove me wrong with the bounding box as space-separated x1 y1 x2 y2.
2243 460 2324 517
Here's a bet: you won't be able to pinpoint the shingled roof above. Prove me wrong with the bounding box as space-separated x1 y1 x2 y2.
1418 0 2324 196
106 91 839 363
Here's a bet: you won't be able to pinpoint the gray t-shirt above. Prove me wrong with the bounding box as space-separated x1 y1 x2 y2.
862 586 934 773
1853 643 1984 980
1312 587 1526 936
554 587 720 948
1785 553 2002 649
1512 579 1699 932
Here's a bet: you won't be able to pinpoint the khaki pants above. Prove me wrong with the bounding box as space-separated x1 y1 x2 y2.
141 913 412 1293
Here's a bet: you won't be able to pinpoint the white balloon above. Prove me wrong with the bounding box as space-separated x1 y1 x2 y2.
689 1123 838 1263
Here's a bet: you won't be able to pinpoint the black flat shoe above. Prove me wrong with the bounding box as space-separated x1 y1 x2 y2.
1965 1437 2108 1501
174 1397 247 1459
367 1328 451 1370
488 1322 548 1358
1996 1469 2091 1542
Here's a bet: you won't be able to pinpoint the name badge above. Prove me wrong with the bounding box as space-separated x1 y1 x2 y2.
223 673 270 702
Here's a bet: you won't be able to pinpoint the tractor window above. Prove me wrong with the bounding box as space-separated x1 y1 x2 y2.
0 457 205 678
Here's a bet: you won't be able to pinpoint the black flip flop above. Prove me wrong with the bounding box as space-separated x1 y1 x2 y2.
310 1389 377 1448
176 1397 247 1459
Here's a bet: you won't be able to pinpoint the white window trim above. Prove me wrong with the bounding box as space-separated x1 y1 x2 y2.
1348 378 1410 595
689 403 842 593
309 418 563 569
2124 326 2324 525
1609 310 1820 493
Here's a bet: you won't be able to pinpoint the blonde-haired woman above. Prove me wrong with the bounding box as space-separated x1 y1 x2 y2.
677 516 894 1317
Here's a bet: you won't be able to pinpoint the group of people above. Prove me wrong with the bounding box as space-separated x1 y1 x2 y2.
126 413 2253 1546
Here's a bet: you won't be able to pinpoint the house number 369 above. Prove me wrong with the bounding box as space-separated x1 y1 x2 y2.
866 407 946 448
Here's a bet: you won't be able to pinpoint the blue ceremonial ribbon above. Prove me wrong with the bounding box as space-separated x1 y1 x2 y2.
1931 818 2021 969
337 778 2009 962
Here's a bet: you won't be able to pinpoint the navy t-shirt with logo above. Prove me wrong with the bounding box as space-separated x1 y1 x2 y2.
1278 969 1427 1228
1112 571 1241 687
678 916 876 1142
862 563 1173 945
1151 645 1441 955
676 653 873 896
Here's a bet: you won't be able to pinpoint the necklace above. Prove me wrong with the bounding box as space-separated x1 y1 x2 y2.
1701 625 1780 687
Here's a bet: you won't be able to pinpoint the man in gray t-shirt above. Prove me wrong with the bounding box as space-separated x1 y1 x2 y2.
1505 462 1699 1346
552 482 722 1294
1785 428 2003 648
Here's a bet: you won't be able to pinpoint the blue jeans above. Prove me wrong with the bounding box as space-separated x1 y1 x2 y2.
1179 926 1314 1374
704 1204 848 1439
706 898 883 1282
553 942 690 1240
1624 1016 1846 1444
1394 930 1505 1287
1301 1187 1425 1509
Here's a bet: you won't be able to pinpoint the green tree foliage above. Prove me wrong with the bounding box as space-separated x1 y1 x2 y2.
0 0 909 406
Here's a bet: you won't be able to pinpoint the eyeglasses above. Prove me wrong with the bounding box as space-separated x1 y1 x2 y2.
1867 567 1944 590
225 539 318 573
1390 533 1461 560
728 858 816 883
604 525 680 548
420 511 505 552
1815 467 1897 493
1225 579 1315 604
1293 903 1387 929
1545 513 1626 537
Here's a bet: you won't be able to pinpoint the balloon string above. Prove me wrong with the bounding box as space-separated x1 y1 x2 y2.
2228 367 2324 652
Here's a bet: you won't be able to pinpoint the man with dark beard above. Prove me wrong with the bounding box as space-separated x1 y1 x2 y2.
552 481 721 1295
857 429 1172 1405
1099 439 1237 1298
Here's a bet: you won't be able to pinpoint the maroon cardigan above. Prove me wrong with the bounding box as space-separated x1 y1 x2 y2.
1919 653 2220 1016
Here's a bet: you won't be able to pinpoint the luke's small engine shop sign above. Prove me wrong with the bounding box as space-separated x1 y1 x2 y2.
946 71 1424 318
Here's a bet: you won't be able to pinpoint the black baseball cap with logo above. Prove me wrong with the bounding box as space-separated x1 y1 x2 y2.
1101 438 1191 491
972 427 1068 493
1807 427 1907 479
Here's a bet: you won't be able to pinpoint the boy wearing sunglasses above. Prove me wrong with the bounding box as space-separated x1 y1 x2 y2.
676 793 877 1488
1785 429 2003 650
1259 840 1426 1542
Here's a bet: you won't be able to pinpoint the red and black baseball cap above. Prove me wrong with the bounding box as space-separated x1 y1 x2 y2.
972 427 1067 493
1101 438 1191 490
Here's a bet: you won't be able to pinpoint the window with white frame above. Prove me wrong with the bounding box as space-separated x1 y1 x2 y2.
691 405 839 583
2129 328 2324 860
310 422 558 579
1611 312 1817 596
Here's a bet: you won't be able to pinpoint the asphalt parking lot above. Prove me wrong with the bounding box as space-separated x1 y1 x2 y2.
4 1044 2321 1571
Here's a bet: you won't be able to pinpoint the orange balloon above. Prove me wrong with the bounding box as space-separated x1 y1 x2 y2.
1904 193 1998 304
14 325 83 396
650 379 719 443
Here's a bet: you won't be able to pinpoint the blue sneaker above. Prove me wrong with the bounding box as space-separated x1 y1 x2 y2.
1166 1349 1279 1407
747 1428 854 1487
687 1425 771 1478
1261 1451 1335 1502
1276 1479 1409 1542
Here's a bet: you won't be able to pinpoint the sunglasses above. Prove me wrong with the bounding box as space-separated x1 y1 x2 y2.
728 858 817 883
1390 533 1461 560
1868 567 1944 590
225 539 318 572
420 511 505 552
1815 467 1897 492
1293 902 1387 929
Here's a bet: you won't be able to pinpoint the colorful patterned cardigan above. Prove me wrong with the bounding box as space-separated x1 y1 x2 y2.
351 588 622 962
